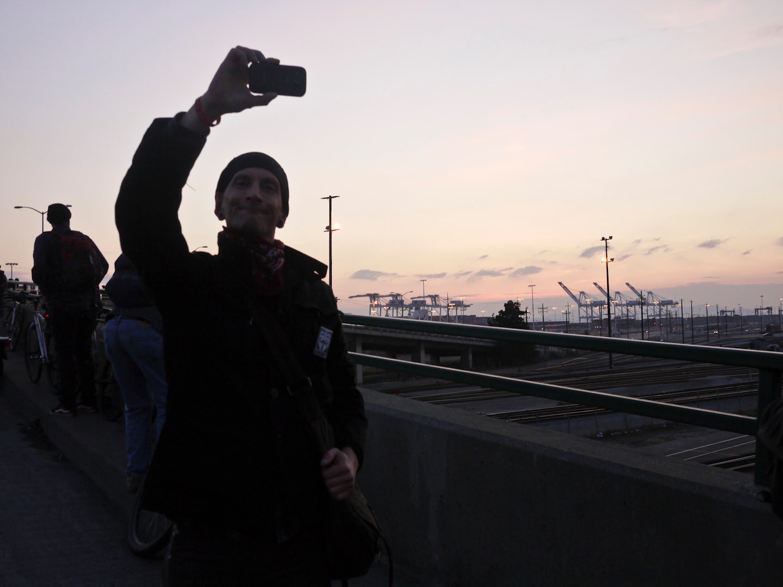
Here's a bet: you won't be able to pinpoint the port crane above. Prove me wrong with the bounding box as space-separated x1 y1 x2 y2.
558 282 604 322
348 292 383 316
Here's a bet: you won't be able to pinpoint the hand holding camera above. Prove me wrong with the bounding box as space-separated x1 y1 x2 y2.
183 46 307 132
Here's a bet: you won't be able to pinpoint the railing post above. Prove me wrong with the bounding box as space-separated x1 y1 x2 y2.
355 336 364 385
755 368 782 486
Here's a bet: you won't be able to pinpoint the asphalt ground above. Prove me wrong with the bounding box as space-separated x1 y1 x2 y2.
0 348 411 587
0 379 161 586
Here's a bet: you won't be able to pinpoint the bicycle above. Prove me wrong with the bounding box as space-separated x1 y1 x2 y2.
23 295 58 387
3 291 27 351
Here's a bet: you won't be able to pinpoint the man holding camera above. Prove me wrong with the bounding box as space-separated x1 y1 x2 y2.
116 46 367 585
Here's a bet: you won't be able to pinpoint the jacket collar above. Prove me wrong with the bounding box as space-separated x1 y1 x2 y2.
216 231 327 286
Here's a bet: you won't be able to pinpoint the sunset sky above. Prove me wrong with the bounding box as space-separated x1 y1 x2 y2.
1 0 781 318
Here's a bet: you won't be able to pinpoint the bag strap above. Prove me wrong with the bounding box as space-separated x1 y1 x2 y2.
252 304 334 455
254 304 395 587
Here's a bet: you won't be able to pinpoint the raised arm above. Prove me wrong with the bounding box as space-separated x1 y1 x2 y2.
115 46 278 306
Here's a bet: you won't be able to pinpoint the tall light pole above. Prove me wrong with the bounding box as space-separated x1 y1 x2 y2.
5 262 18 280
705 304 710 342
760 294 765 333
528 284 536 330
601 236 614 367
321 195 340 290
15 204 71 233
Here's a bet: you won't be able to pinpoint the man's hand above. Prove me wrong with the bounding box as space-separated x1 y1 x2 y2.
182 46 278 132
321 447 359 501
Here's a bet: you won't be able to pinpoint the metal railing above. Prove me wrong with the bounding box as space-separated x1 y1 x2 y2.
342 315 783 485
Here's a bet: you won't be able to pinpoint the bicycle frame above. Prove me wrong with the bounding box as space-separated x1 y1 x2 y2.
31 310 49 364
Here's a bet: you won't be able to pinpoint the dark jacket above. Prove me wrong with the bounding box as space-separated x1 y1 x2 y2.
32 225 108 312
115 117 367 537
105 254 163 331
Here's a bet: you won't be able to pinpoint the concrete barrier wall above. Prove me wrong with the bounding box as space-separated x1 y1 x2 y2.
359 390 783 587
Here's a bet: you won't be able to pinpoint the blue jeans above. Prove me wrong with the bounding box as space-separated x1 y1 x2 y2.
104 317 167 475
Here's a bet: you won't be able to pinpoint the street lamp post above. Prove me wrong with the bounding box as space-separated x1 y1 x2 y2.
760 295 765 334
5 262 18 280
528 284 536 330
601 235 614 367
640 290 645 340
321 195 340 290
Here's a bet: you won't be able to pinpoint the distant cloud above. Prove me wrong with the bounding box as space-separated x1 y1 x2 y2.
478 254 489 260
742 250 752 256
470 269 509 281
698 239 727 249
580 246 604 258
616 254 632 262
632 239 642 245
510 266 542 277
350 269 398 281
453 271 472 278
417 272 447 279
645 245 670 255
776 237 783 247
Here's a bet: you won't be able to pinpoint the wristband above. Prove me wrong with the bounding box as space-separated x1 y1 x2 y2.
194 97 221 127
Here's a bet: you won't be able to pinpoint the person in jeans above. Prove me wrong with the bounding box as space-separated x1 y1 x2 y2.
116 46 367 585
104 254 167 493
32 203 108 415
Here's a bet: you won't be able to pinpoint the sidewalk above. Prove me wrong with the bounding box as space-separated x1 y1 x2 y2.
0 351 409 586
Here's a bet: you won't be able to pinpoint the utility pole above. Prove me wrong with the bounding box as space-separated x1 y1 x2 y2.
321 195 340 290
5 262 18 280
528 284 536 330
690 300 694 343
760 294 765 333
539 303 546 331
680 299 685 343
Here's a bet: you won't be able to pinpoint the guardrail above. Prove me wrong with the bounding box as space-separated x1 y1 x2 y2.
342 315 782 485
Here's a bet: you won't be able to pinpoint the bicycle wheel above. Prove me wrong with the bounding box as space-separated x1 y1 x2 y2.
24 322 43 383
9 311 23 352
127 485 173 557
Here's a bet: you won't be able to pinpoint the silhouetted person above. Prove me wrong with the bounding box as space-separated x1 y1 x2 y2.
116 46 367 585
104 254 167 493
32 203 108 415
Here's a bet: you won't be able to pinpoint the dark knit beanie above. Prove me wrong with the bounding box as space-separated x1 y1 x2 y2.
47 203 71 225
216 153 289 219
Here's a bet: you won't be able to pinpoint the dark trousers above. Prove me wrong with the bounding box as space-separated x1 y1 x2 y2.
164 523 329 587
49 308 96 409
